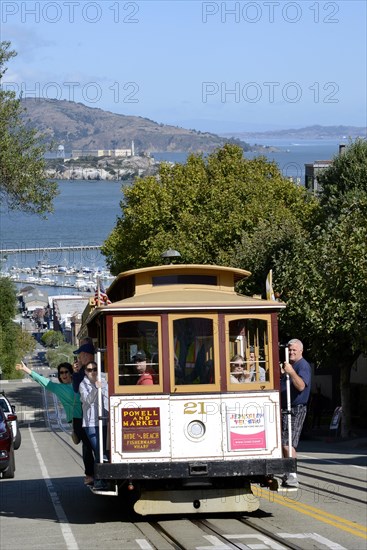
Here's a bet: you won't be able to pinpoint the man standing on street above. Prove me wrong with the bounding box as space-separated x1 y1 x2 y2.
281 338 311 488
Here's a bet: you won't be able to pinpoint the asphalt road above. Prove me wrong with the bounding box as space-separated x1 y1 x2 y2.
1 379 366 550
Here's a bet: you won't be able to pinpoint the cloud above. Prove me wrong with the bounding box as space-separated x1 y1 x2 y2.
2 25 55 61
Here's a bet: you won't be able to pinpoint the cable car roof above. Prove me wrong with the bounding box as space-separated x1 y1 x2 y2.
83 264 285 327
99 289 285 311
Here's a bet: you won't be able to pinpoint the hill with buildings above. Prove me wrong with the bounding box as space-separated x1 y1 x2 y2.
20 98 252 154
44 153 159 181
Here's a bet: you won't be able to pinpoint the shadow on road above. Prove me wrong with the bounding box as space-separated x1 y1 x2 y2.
0 476 134 524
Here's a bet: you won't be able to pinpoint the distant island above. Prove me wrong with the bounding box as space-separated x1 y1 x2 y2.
44 153 159 181
220 125 366 141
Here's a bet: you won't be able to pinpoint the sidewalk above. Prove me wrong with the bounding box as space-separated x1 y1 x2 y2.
300 426 367 451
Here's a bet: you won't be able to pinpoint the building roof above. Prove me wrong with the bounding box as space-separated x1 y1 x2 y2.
23 291 48 305
17 285 37 296
53 296 90 317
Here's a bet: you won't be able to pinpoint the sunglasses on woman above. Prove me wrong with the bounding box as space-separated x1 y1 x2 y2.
86 367 98 373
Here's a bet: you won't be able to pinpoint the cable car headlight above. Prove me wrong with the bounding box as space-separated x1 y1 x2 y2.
187 420 206 439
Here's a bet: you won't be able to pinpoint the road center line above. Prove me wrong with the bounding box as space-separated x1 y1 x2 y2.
253 486 367 539
28 425 79 550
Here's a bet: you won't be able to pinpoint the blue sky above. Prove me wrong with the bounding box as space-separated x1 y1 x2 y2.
1 0 366 133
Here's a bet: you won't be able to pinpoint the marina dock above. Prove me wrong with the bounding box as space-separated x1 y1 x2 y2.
0 245 101 256
1 264 113 291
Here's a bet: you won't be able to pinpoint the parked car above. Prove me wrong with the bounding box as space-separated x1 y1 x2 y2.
0 407 15 478
0 393 21 450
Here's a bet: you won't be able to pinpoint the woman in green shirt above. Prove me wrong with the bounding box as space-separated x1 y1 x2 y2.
16 361 94 485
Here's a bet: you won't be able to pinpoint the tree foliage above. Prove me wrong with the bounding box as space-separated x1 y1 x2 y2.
275 140 367 359
41 330 65 348
0 41 58 216
102 144 317 284
274 139 367 435
46 344 75 369
0 277 35 378
102 140 367 435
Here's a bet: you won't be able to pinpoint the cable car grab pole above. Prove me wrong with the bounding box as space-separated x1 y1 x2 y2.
285 345 292 456
97 350 103 464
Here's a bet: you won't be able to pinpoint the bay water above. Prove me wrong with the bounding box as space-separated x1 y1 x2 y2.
154 139 343 181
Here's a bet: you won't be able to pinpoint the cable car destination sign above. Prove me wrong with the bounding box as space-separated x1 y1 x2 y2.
121 407 161 452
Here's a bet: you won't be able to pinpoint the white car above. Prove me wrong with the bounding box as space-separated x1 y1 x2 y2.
0 393 21 450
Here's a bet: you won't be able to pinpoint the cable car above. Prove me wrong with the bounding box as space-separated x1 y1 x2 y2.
79 264 295 514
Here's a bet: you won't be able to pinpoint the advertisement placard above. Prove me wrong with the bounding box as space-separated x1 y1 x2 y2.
227 408 266 451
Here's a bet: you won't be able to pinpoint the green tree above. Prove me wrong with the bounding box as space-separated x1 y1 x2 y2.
0 277 35 378
41 330 65 348
275 140 367 437
0 41 58 216
102 140 367 435
102 144 317 277
46 344 75 369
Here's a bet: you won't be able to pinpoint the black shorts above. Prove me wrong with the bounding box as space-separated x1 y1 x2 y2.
281 404 307 449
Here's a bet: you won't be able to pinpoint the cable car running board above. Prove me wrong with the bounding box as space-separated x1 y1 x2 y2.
89 484 119 496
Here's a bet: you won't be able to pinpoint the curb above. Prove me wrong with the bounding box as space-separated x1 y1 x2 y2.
0 379 33 384
301 435 367 451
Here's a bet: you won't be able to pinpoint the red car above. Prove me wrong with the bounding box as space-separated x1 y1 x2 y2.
0 392 21 450
0 407 15 478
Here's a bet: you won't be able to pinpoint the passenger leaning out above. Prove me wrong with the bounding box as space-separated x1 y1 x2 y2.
79 361 109 490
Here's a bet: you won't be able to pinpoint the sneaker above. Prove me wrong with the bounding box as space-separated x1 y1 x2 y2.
282 473 299 488
71 431 80 445
93 480 108 491
84 475 94 486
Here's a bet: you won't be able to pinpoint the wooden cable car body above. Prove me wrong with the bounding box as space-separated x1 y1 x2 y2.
81 264 295 514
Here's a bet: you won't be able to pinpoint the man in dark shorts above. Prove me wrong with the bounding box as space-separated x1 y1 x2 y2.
281 338 311 488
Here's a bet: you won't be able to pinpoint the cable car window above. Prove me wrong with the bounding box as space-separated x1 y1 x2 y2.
152 275 217 286
228 318 270 384
173 317 215 385
117 320 159 386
